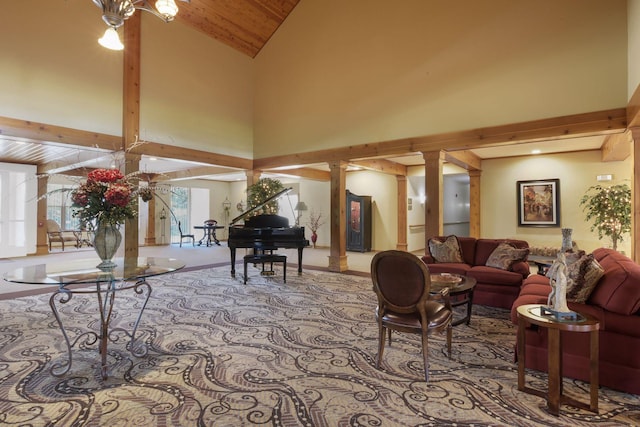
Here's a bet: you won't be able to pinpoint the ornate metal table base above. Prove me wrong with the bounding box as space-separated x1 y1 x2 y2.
49 278 152 379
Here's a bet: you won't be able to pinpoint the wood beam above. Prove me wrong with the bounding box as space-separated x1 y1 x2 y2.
130 141 252 170
601 131 632 162
253 108 626 170
350 159 407 176
160 165 242 181
39 153 116 175
328 161 348 272
423 151 444 243
0 116 122 151
469 170 481 238
122 14 141 260
268 167 331 181
444 150 482 171
396 175 408 251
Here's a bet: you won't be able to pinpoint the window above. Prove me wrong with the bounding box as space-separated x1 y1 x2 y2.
0 163 37 257
170 186 189 243
46 184 80 229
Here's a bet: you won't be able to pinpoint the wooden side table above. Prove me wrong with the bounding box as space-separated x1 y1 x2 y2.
516 304 599 416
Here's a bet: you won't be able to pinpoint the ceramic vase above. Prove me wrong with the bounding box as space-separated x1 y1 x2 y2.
92 222 122 270
561 228 573 252
311 231 318 248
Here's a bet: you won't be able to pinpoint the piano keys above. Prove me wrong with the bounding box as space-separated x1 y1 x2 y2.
228 188 310 277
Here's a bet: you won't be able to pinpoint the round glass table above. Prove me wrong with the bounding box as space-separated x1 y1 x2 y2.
3 257 185 379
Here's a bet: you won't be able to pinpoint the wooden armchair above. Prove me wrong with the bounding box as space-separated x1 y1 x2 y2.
46 219 80 251
371 250 453 381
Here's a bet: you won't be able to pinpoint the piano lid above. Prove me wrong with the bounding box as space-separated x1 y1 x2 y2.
230 187 293 226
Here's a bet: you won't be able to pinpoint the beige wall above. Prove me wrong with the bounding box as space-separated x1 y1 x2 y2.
481 150 633 254
629 0 640 99
1 0 254 158
254 0 627 158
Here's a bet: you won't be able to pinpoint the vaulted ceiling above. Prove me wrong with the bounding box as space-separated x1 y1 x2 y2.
175 0 300 58
0 1 629 182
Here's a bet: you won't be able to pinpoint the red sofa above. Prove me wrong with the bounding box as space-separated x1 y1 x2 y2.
422 237 530 309
511 248 640 395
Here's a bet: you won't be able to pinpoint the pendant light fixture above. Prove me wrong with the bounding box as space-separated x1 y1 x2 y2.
92 0 185 50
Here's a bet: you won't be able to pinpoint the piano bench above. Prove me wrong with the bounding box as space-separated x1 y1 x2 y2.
243 254 287 284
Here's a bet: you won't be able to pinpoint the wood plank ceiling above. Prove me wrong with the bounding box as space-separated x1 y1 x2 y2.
176 0 300 58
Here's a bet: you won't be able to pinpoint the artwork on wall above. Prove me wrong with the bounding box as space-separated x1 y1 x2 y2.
517 178 560 227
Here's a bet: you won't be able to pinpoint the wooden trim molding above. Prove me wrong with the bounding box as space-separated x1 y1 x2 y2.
253 108 626 169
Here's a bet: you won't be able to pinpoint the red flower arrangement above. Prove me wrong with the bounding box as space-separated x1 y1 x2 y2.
70 168 153 226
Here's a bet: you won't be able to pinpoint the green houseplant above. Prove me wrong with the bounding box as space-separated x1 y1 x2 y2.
579 183 631 251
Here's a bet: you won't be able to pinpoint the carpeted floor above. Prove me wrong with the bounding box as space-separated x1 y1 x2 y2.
0 265 638 426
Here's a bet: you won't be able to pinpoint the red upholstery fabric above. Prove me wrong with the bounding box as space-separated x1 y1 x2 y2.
422 236 530 309
511 248 640 395
590 248 640 315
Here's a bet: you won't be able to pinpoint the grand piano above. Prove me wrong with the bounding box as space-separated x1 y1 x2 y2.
228 187 310 277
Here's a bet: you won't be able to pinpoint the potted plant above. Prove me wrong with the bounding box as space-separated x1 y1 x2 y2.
579 183 631 251
306 209 326 248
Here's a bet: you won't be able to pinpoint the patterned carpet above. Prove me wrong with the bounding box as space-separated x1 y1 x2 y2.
0 265 638 426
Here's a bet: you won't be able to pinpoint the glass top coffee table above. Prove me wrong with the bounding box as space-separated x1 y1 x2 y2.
3 257 185 379
430 273 477 326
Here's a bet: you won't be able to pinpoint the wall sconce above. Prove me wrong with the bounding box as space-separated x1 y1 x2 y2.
419 194 426 204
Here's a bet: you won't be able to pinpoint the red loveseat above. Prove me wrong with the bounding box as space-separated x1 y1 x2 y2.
511 248 640 395
422 236 530 309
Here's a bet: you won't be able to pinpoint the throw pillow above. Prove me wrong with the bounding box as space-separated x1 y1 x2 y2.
428 235 464 263
566 253 604 303
485 242 529 271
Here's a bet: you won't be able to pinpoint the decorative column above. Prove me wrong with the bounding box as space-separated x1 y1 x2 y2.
422 151 445 249
328 160 348 272
469 170 481 238
246 170 262 188
36 173 49 255
396 175 408 251
144 181 157 245
122 13 141 260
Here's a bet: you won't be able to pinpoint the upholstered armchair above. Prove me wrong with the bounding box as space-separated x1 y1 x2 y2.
371 250 453 381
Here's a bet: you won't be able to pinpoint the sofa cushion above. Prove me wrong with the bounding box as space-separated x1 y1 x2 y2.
467 266 525 286
473 239 529 266
589 251 640 315
485 242 529 271
565 253 605 303
428 235 464 263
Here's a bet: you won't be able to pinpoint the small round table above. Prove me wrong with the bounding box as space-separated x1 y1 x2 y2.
3 257 185 379
430 274 477 326
516 304 599 416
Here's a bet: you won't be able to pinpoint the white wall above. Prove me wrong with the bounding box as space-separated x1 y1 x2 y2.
481 150 633 254
255 0 627 158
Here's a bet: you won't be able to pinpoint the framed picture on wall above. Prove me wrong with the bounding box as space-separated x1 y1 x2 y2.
517 178 560 227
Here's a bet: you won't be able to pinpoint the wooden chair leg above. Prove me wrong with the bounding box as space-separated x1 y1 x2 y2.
421 331 429 382
376 325 386 369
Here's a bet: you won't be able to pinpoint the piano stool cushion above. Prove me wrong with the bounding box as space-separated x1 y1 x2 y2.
243 254 287 284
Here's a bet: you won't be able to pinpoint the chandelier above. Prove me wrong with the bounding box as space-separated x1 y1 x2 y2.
93 0 183 50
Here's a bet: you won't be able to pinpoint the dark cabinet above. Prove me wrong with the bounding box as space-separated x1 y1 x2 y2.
346 190 372 252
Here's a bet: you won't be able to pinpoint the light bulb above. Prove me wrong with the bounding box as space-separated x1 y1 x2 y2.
98 27 124 50
156 0 179 18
